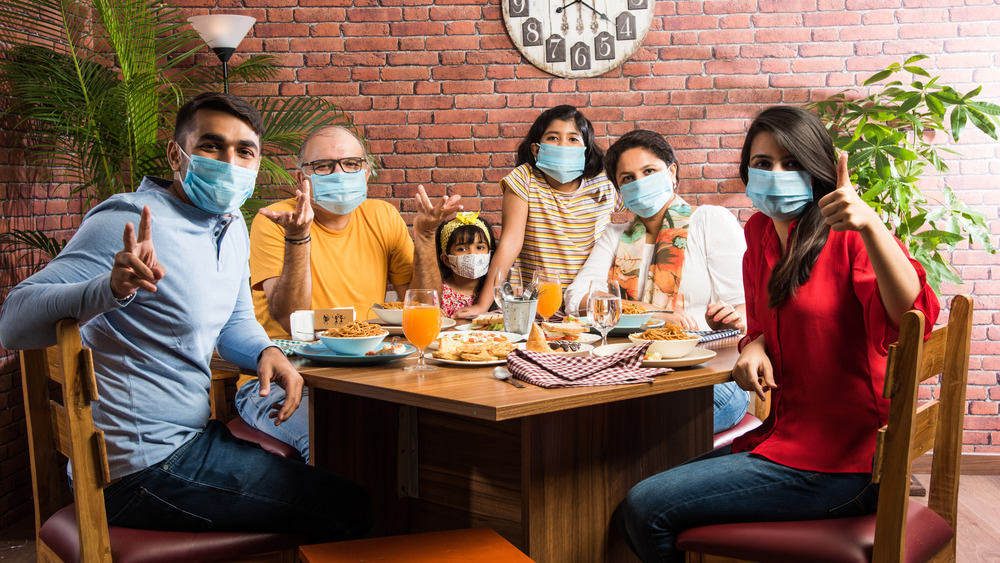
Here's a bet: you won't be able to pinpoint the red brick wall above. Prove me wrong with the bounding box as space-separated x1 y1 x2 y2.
2 0 999 528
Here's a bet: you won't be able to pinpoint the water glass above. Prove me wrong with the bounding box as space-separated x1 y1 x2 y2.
588 280 622 348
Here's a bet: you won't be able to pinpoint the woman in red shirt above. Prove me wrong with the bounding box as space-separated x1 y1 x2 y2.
618 106 940 563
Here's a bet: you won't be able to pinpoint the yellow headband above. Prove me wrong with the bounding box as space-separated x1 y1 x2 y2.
440 212 492 254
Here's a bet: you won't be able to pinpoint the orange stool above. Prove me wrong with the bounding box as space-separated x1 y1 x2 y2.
299 528 534 562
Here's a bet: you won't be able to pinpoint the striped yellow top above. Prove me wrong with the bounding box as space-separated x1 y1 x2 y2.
501 163 622 293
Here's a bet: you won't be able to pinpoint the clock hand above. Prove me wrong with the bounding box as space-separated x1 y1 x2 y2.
555 0 582 13
555 0 611 22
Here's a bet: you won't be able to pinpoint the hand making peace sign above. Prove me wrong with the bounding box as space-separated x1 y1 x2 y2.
111 206 166 300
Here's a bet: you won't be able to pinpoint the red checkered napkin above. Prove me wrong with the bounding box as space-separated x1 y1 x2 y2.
506 342 671 388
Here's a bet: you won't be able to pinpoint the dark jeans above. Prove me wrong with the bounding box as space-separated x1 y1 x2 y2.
619 446 878 562
104 420 373 543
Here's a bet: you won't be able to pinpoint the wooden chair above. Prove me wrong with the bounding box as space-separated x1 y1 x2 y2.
298 528 535 563
676 296 973 563
21 318 305 562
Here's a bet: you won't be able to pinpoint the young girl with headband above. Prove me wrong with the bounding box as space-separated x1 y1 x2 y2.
410 187 499 317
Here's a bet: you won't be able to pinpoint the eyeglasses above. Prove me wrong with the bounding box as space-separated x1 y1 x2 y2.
302 157 364 175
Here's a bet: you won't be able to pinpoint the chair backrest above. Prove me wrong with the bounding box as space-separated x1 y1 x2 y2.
871 295 972 562
21 318 113 561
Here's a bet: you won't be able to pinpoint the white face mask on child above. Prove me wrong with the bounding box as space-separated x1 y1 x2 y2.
448 253 491 279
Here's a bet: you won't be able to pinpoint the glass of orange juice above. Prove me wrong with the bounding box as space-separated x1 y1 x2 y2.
532 269 562 322
402 289 442 372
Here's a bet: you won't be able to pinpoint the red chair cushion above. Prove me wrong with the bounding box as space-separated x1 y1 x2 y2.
40 504 305 563
226 417 304 462
675 502 953 563
713 413 762 450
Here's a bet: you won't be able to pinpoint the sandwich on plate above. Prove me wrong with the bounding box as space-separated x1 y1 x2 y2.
470 313 505 331
541 321 587 341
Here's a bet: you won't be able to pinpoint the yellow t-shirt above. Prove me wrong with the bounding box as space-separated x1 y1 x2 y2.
249 198 415 338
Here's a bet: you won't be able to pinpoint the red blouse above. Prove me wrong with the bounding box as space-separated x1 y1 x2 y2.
732 212 940 473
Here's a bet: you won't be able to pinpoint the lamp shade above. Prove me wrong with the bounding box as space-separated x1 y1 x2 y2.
188 15 255 63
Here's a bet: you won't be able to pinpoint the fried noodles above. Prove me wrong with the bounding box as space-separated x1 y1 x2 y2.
323 321 386 338
622 303 647 315
632 324 692 340
381 301 404 310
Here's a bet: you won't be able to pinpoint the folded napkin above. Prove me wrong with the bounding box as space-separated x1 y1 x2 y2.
506 342 671 388
271 338 315 356
687 329 741 343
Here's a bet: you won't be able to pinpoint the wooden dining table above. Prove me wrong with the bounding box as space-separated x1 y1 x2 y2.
293 334 741 563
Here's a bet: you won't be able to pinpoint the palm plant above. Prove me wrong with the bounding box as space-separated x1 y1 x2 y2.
808 55 1000 292
0 0 350 270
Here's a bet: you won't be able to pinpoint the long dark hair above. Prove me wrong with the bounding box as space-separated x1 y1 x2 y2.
515 105 605 179
739 106 838 309
604 129 678 189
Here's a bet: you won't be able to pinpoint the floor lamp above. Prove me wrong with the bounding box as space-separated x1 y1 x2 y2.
187 14 256 93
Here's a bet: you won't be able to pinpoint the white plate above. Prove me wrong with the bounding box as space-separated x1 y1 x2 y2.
592 343 717 368
370 317 456 336
425 353 508 367
551 332 601 344
527 342 594 357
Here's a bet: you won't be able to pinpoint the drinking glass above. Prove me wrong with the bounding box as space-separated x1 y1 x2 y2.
493 266 522 310
402 289 442 372
532 269 563 322
588 280 622 348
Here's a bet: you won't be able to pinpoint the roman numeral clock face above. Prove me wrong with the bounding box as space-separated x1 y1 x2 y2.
503 0 655 78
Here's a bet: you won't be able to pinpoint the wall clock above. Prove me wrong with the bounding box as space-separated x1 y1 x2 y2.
502 0 655 79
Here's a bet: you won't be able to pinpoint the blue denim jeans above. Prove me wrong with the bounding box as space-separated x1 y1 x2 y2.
103 420 371 543
712 381 749 434
235 379 310 462
619 447 878 562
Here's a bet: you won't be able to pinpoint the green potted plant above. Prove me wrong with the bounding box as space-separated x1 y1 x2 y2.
808 55 999 292
0 0 351 268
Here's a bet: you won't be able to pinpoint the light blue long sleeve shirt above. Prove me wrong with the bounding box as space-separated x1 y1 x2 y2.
0 177 273 479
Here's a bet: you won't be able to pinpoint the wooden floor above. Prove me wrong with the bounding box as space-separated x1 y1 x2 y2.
2 475 998 562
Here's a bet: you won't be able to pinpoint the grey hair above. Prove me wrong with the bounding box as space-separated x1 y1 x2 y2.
296 125 376 171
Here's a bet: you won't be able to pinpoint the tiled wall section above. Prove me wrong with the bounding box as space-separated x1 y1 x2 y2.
2 0 999 529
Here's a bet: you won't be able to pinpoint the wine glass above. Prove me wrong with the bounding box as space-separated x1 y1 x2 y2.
402 289 442 372
493 266 522 310
588 280 622 348
532 269 563 323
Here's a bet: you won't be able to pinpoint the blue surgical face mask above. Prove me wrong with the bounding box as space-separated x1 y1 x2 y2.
535 143 586 184
620 170 674 218
311 170 367 215
178 148 257 215
745 168 814 221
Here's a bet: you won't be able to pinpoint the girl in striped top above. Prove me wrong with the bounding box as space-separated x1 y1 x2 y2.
454 105 622 320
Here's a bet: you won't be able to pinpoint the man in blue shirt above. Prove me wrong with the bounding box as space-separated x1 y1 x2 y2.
0 93 372 541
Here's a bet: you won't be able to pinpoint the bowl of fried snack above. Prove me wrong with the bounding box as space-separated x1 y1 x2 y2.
628 324 700 358
617 302 653 328
319 321 388 355
371 301 404 325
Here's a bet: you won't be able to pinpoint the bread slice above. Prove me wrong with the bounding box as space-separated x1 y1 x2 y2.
540 322 587 336
472 313 504 326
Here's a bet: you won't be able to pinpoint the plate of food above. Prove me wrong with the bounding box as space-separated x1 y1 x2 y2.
370 317 456 335
523 323 593 357
295 342 418 365
541 321 601 343
627 324 701 358
428 331 518 365
596 318 666 336
592 343 717 368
